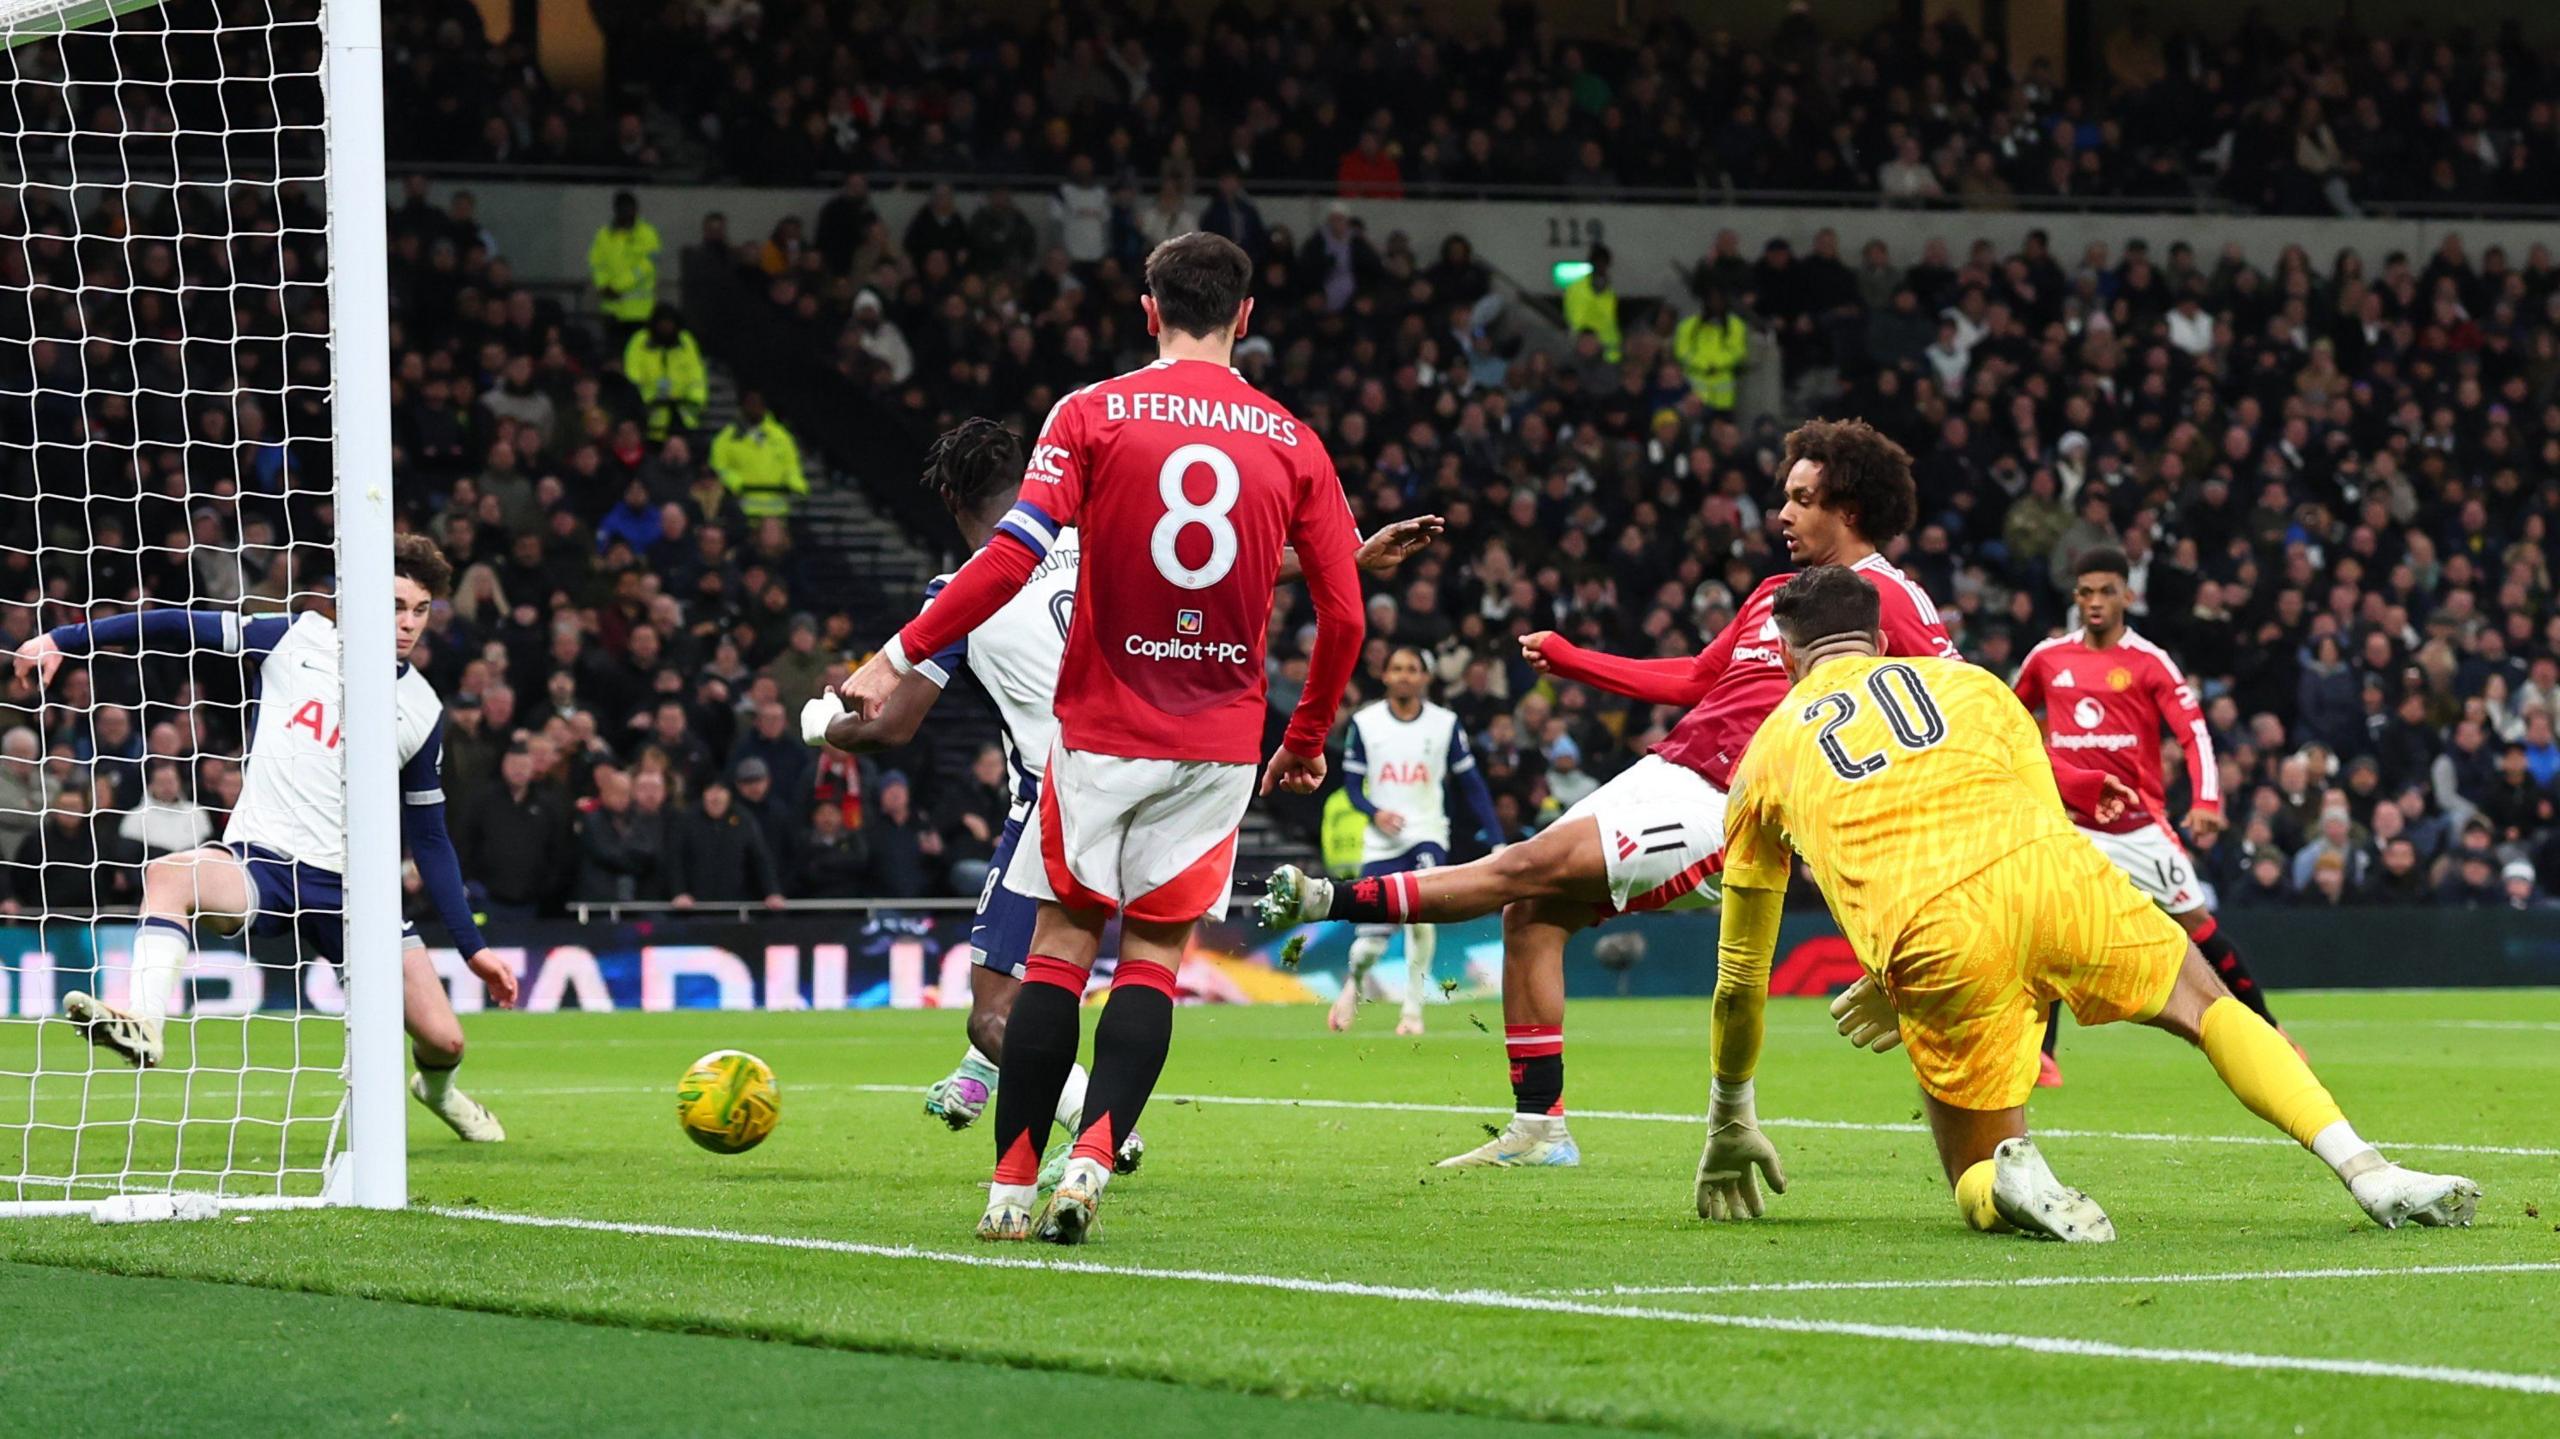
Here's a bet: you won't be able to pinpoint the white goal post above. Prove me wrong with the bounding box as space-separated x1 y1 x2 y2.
0 0 404 1218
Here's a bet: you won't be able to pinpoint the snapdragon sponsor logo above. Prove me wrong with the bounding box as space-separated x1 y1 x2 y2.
2050 732 2140 751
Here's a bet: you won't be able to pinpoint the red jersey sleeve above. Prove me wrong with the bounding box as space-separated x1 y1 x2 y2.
1537 637 1719 708
2049 756 2112 819
2011 647 2048 718
891 532 1040 670
1281 454 1364 756
2151 652 2221 816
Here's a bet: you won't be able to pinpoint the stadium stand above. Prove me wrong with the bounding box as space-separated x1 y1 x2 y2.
10 1 2560 916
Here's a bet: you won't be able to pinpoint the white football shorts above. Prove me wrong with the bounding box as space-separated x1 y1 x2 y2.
1557 753 1731 914
1006 745 1256 924
2077 819 2209 915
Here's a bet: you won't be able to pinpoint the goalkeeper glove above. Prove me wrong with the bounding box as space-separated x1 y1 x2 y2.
1828 974 1903 1053
799 692 845 748
1696 1078 1788 1221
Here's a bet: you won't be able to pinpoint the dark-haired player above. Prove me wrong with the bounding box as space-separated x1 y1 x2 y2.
2014 545 2283 1087
804 418 1430 1179
838 232 1375 1242
16 535 516 1141
1261 418 1959 1172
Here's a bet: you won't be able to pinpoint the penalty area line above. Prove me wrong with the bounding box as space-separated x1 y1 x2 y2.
417 1205 2560 1398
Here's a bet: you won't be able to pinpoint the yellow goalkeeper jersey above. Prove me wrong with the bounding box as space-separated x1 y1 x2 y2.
1721 654 2081 975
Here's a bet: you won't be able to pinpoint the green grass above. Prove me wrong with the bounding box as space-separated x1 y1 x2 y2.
5 992 2559 1436
0 1262 1614 1438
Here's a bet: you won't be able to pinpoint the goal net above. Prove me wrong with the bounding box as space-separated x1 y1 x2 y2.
1 0 405 1217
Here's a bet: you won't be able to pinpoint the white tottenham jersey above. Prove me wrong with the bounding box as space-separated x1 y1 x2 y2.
915 531 1080 808
226 612 447 873
1345 699 1471 862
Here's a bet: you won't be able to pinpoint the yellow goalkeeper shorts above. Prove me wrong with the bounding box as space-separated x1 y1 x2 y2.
1881 834 2190 1112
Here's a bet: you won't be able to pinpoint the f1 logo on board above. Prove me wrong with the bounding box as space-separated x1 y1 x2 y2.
1177 609 1202 635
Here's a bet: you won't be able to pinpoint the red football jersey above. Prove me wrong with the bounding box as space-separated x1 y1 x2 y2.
895 358 1364 765
1539 554 1958 790
1657 556 1959 787
2012 627 2219 834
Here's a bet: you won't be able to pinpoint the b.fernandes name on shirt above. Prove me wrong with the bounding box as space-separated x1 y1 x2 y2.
1103 390 1300 444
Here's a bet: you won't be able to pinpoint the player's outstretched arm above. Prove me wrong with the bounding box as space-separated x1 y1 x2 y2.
1700 878 1789 1221
1520 631 1719 708
844 529 1043 722
16 609 291 686
803 672 940 754
1700 775 1791 1222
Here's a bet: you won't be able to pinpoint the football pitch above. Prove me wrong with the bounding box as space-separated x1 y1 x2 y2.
3 991 2556 1436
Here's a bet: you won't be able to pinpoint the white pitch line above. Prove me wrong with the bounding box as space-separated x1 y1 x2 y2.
832 1086 2560 1160
418 1205 2560 1398
1564 1261 2560 1298
11 1078 2553 1158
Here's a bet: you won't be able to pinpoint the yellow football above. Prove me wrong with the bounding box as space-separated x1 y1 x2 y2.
675 1049 780 1154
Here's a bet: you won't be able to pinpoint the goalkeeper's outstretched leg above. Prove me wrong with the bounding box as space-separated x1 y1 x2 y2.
1890 947 2479 1239
2140 948 2477 1230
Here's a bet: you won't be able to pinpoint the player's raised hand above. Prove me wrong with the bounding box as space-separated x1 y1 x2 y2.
1354 515 1445 573
12 633 63 687
2091 775 2142 826
1828 974 1902 1053
1519 631 1560 673
465 949 519 1010
1262 746 1326 796
838 651 901 723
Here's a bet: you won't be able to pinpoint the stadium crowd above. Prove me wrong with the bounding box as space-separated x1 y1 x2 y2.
12 2 2560 920
400 0 2560 216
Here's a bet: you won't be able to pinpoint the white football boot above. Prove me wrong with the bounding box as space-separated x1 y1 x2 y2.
1990 1137 2114 1242
1257 864 1332 927
64 992 163 1069
977 1183 1037 1241
2350 1164 2481 1229
410 1073 506 1142
1436 1113 1580 1168
1395 1009 1425 1037
1037 1156 1112 1244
